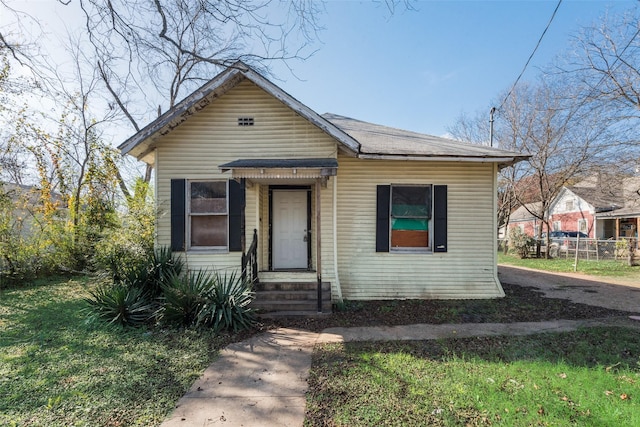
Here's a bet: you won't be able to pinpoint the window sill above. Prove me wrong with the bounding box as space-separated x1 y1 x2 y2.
187 248 229 254
390 248 432 254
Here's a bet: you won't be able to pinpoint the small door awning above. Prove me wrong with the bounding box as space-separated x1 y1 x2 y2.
219 158 338 180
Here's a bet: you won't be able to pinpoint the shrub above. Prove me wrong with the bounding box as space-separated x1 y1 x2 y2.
146 247 184 297
197 271 256 332
508 227 536 259
160 270 256 332
86 244 254 332
113 246 184 299
93 178 155 279
161 270 211 327
85 247 183 326
93 232 151 283
85 283 155 327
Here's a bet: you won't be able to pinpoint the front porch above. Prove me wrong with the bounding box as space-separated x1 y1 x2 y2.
224 158 339 316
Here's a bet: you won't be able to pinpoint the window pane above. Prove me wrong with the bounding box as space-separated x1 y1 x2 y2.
392 218 428 231
391 186 431 218
191 216 227 247
191 182 226 213
391 230 429 248
390 185 431 249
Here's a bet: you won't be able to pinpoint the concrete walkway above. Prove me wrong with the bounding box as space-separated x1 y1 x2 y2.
161 267 640 427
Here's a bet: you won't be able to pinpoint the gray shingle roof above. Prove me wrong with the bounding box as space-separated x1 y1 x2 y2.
509 202 543 221
118 61 528 168
568 185 623 212
322 113 528 166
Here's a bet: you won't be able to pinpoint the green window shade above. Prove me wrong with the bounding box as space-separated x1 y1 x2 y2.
392 218 428 231
391 204 429 217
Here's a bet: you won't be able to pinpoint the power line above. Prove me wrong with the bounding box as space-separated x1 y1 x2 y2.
497 0 563 112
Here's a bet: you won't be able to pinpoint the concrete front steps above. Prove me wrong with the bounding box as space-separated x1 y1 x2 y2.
252 281 332 318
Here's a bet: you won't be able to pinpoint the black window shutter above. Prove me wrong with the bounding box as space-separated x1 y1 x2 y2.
228 179 245 252
433 185 448 252
170 179 186 252
376 185 390 252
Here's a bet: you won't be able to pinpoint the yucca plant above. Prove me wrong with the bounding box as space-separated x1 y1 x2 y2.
123 246 184 299
85 283 155 327
160 270 211 326
197 271 256 332
148 247 184 294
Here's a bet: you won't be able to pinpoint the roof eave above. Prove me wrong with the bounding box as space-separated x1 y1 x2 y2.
356 153 530 168
118 67 245 156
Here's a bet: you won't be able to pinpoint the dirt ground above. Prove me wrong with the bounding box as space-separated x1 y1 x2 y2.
263 266 640 332
497 264 640 313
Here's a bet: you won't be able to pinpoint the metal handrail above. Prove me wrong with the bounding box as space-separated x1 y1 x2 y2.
241 229 259 286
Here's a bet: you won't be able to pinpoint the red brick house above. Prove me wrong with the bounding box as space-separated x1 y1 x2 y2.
507 176 640 241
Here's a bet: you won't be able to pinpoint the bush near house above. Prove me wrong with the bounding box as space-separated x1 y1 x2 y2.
85 247 256 332
508 227 536 258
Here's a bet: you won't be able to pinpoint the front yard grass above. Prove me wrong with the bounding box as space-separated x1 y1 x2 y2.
498 252 640 279
3 275 639 426
0 277 250 426
306 328 640 426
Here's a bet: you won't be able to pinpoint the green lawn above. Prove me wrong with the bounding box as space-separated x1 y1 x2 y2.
3 275 640 426
306 329 640 426
498 252 640 279
0 277 248 426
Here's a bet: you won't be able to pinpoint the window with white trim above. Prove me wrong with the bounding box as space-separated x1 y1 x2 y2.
390 185 432 251
189 181 228 248
578 218 588 234
565 200 574 211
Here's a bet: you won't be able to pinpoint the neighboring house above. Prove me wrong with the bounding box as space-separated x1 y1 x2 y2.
506 202 543 237
594 177 640 241
1 182 65 237
507 176 640 243
546 187 601 238
118 62 528 309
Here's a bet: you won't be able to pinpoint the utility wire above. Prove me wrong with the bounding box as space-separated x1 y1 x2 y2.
497 0 563 111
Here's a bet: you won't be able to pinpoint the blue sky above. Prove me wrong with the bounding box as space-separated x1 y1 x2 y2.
271 0 633 137
3 0 634 141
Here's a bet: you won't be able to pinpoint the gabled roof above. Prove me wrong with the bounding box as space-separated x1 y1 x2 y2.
509 202 543 221
595 176 640 218
323 113 528 168
119 62 528 168
118 61 360 163
566 186 622 212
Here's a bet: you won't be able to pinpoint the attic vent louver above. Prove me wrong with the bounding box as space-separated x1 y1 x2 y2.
238 117 254 126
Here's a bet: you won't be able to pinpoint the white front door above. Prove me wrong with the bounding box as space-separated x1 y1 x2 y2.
272 190 308 269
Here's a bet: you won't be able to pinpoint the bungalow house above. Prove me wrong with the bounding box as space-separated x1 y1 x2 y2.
118 62 528 313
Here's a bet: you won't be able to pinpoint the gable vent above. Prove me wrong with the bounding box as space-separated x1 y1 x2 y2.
237 117 254 126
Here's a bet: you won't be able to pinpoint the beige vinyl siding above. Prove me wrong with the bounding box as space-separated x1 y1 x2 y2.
155 79 338 273
336 155 502 299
